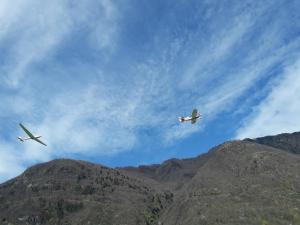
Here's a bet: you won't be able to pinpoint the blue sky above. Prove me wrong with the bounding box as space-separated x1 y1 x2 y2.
0 0 300 182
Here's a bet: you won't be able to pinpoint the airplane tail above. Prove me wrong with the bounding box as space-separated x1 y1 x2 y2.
18 137 24 142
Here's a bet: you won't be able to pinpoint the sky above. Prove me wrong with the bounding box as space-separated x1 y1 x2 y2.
0 0 300 183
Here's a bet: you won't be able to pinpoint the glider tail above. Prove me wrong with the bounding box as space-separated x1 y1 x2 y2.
18 137 24 142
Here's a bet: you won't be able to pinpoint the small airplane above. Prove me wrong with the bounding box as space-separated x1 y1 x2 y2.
18 123 47 146
178 109 201 124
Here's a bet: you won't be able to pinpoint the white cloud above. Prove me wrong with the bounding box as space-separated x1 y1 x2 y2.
0 139 25 183
0 0 122 182
236 58 300 139
31 85 138 155
89 0 119 50
0 1 299 183
178 4 260 90
163 6 300 144
0 0 120 88
1 1 70 87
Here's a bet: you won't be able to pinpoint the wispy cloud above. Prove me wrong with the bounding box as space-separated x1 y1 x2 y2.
0 0 119 88
0 139 25 182
163 1 300 143
0 0 299 182
236 57 300 139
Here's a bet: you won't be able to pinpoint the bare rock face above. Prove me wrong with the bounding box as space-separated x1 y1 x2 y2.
1 132 300 225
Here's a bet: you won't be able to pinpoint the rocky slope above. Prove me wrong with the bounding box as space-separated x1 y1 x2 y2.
0 159 172 225
246 131 300 154
160 141 300 225
0 132 300 225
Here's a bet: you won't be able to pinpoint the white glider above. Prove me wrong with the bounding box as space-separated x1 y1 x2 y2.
178 109 201 124
18 123 47 146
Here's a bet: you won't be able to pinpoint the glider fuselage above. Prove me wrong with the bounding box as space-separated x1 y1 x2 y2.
18 135 42 141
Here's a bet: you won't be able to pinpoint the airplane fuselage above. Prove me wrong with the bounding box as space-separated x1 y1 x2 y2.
178 113 200 123
180 115 200 122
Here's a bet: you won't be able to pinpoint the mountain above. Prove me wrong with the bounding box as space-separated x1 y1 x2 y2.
160 141 300 225
0 159 172 225
1 132 300 225
245 131 300 154
122 155 210 191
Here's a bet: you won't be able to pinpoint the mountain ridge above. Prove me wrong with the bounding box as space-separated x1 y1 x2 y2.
1 132 300 225
244 131 300 154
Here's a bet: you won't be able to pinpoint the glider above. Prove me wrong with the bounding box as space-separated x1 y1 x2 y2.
178 109 201 124
18 123 47 146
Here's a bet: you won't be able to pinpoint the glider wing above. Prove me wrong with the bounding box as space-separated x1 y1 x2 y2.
33 138 47 146
19 123 35 139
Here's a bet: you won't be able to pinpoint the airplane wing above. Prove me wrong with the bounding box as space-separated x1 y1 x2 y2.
33 137 47 146
191 118 197 124
191 109 198 118
19 123 35 139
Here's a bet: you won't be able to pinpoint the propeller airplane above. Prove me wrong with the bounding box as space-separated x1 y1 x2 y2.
178 109 201 124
